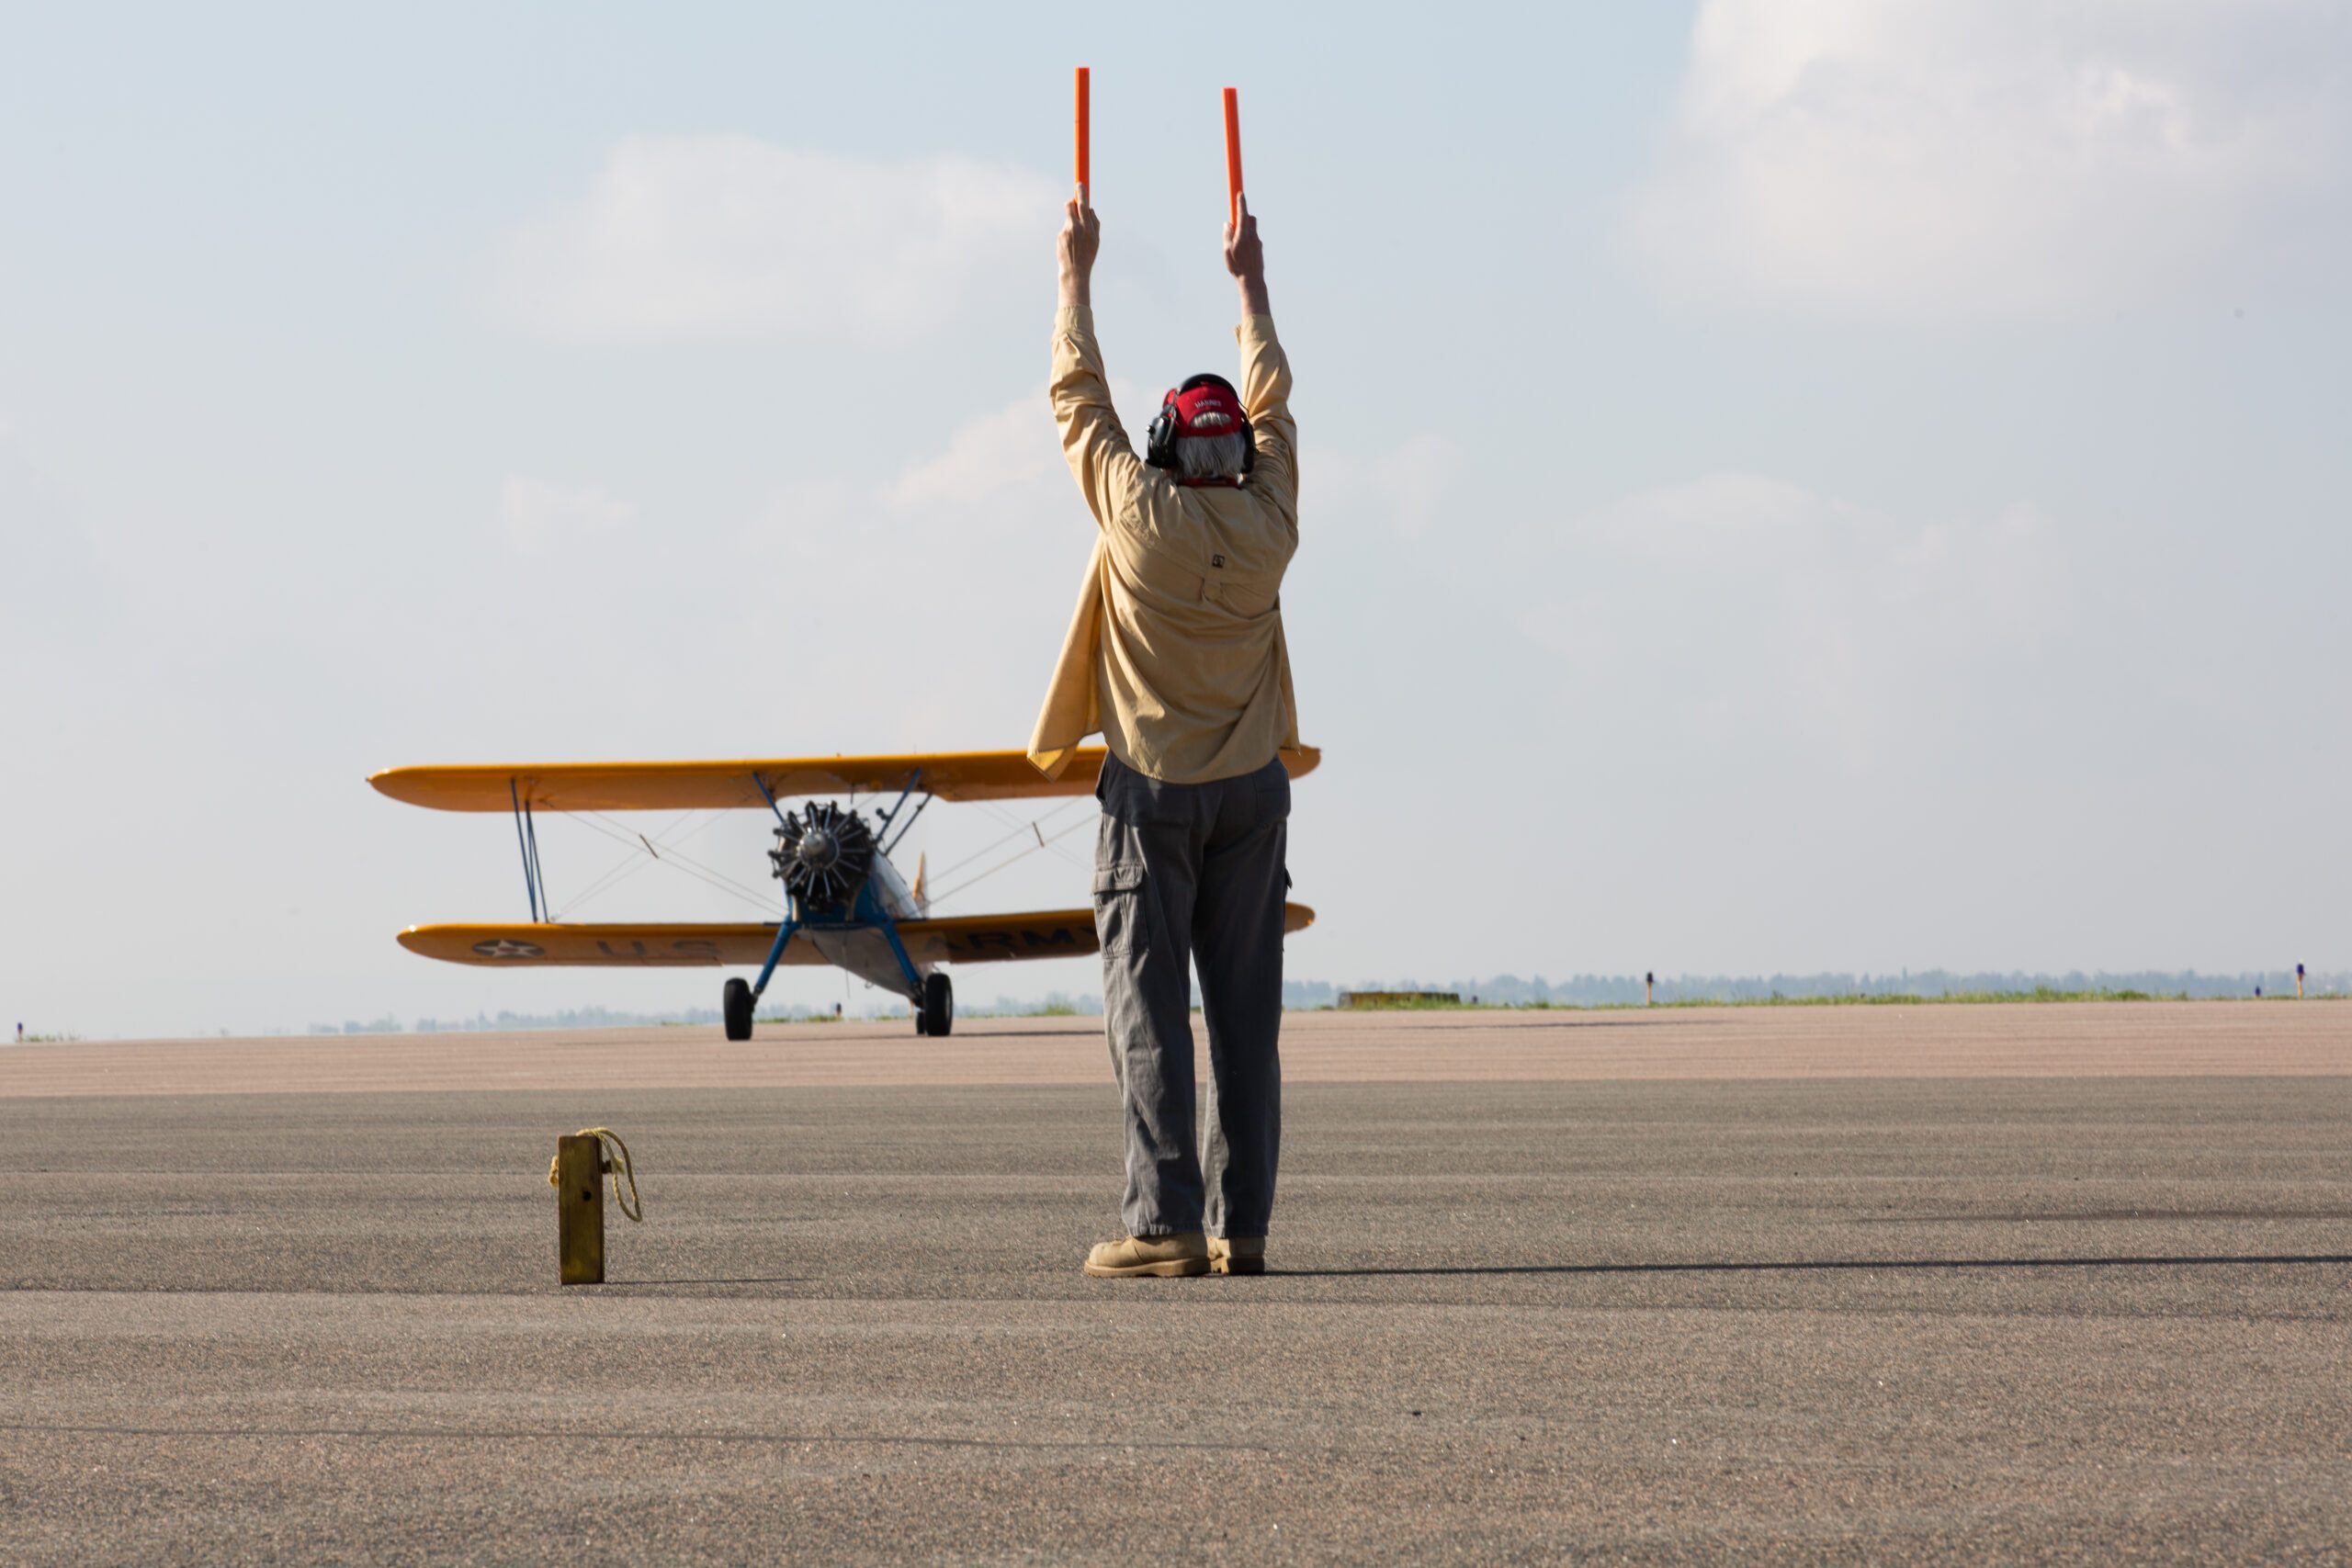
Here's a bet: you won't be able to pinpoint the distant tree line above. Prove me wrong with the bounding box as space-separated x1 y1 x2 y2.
1287 969 2345 1007
292 968 2338 1036
307 1002 828 1034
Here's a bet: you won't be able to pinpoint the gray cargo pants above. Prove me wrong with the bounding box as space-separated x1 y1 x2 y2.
1093 751 1290 1240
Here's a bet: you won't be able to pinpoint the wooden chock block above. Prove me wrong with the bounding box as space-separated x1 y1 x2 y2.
556 1134 605 1285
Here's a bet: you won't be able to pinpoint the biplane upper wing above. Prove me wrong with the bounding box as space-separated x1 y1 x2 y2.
399 904 1317 967
370 747 1322 813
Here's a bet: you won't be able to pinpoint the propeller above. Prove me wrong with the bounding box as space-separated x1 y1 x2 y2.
768 801 875 908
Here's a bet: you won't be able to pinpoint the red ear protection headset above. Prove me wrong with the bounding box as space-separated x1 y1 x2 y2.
1144 372 1256 475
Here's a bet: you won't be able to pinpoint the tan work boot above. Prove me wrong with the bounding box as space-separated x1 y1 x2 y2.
1207 1235 1266 1276
1083 1232 1210 1278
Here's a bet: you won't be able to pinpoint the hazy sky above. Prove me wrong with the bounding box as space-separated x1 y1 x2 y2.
5 2 2346 1038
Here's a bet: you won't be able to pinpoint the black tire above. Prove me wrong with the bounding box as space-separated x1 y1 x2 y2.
723 977 753 1042
921 972 953 1038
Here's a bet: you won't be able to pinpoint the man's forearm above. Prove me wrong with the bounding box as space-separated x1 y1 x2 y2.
1060 267 1091 310
1237 275 1269 317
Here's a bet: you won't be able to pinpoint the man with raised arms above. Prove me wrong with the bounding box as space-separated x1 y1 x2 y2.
1030 187 1303 1280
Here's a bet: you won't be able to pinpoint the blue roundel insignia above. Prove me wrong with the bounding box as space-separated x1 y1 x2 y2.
473 939 546 959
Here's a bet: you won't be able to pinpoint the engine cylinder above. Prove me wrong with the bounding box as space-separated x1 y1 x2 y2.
769 802 875 908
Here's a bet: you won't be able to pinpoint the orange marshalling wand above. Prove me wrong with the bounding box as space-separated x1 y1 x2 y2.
1074 67 1091 194
1222 86 1243 227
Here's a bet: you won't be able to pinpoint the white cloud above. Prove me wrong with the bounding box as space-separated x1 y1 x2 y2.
495 137 1060 344
718 396 1102 789
1631 0 2347 320
1369 436 1464 538
1575 472 1852 558
744 391 1086 598
882 378 1156 510
499 477 635 550
1525 473 2067 762
888 395 1059 508
1315 434 1465 537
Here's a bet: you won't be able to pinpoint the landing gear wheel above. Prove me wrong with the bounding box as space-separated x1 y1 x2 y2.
723 977 753 1042
920 972 953 1038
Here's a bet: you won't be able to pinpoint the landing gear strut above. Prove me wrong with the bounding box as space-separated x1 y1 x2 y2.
722 976 753 1042
916 972 953 1037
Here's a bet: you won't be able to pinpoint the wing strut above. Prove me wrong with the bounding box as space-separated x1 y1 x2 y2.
874 768 924 851
509 779 549 921
881 794 932 857
749 773 789 829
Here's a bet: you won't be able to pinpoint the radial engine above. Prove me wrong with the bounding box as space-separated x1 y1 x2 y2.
768 801 875 908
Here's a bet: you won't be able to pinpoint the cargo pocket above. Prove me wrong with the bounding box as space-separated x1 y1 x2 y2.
1092 861 1149 959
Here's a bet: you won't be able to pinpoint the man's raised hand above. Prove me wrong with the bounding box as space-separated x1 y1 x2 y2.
1225 195 1269 315
1058 188 1100 308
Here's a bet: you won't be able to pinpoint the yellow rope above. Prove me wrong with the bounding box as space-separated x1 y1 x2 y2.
546 1126 644 1223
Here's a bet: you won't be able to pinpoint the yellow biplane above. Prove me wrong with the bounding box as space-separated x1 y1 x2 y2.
371 747 1318 1039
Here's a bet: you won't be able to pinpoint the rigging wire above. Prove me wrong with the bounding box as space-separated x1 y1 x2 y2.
529 787 1100 924
580 809 775 905
923 812 1095 908
566 810 783 916
985 801 1092 874
928 796 1093 884
552 808 730 920
554 810 695 917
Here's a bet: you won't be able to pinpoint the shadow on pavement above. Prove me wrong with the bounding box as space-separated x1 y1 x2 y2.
602 1279 810 1288
1282 1253 2352 1278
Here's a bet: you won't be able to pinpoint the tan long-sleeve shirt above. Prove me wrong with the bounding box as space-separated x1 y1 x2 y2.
1027 306 1305 784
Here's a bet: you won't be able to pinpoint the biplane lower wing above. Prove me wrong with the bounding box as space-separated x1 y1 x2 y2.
400 904 1317 967
370 746 1322 813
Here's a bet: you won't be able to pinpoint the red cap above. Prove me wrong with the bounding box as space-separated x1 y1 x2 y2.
1169 380 1245 437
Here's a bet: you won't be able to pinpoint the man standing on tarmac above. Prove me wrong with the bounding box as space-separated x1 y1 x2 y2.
1028 185 1303 1280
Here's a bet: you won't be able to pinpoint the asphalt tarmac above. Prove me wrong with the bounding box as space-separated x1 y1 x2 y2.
3 1009 2347 1562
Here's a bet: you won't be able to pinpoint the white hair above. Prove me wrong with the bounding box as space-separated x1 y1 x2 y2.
1173 432 1249 481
